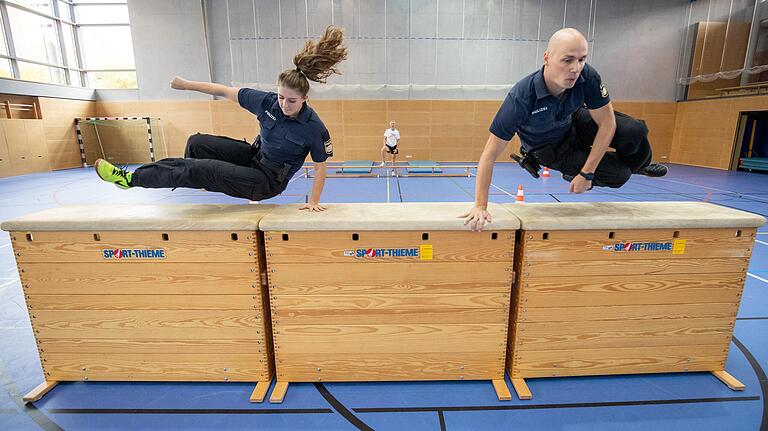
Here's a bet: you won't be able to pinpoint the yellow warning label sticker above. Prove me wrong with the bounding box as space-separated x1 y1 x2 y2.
419 244 433 260
672 239 687 255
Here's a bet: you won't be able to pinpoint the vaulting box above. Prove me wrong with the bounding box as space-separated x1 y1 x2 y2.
1 204 276 403
259 203 520 402
502 202 766 400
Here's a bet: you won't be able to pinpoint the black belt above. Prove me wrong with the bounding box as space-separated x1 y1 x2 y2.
253 155 292 184
250 136 292 184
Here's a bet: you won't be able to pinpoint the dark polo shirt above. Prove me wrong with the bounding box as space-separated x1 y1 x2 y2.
490 63 610 150
238 88 332 178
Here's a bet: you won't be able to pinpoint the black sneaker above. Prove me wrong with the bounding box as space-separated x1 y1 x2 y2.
637 163 668 178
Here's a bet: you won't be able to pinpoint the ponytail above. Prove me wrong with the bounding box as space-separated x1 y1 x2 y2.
278 25 348 96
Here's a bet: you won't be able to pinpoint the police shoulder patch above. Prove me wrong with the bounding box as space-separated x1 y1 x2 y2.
600 82 609 98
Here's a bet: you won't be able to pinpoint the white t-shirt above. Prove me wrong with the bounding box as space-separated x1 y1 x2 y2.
384 128 400 147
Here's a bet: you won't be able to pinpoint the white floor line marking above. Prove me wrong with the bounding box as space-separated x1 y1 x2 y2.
0 278 19 289
748 273 768 284
468 172 515 197
288 172 307 184
491 183 515 197
249 172 308 204
652 177 739 195
756 239 768 246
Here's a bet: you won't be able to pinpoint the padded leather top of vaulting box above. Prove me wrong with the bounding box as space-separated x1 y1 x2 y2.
258 202 520 231
502 201 766 230
1 204 277 231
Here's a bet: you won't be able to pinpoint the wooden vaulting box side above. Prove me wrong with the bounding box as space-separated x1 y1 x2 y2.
258 203 520 402
503 202 765 390
510 227 753 378
2 205 276 387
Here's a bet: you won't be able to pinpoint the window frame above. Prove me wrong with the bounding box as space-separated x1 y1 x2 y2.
0 0 136 88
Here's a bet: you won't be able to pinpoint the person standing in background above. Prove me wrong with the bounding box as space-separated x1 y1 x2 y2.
380 120 400 167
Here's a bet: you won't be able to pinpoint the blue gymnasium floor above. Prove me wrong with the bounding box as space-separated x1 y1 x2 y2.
1 162 767 430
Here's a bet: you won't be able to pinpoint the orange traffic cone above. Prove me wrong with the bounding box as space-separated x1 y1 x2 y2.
515 184 525 203
542 167 550 177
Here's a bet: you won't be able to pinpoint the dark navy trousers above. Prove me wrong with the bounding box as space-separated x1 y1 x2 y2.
131 134 289 201
530 108 653 188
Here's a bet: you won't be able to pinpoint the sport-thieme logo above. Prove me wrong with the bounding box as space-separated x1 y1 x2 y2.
103 248 166 259
610 242 672 252
355 247 420 258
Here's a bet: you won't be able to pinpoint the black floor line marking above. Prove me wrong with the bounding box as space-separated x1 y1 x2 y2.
46 408 333 414
676 190 768 215
740 194 768 205
0 340 64 430
315 383 374 431
732 336 768 431
24 403 63 431
0 384 62 431
653 176 745 196
599 191 687 195
629 179 712 196
700 201 768 218
438 410 447 430
353 396 758 413
447 176 475 199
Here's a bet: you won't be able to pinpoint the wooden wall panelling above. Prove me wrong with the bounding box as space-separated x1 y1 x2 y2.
39 97 96 170
668 96 768 169
0 119 50 177
686 22 751 100
0 120 11 176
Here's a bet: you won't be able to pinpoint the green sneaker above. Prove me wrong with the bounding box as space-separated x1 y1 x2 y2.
95 158 133 189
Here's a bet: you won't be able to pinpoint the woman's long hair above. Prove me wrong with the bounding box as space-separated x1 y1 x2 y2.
278 25 348 96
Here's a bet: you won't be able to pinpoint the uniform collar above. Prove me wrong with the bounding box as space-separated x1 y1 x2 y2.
534 66 586 100
533 67 550 100
294 103 310 124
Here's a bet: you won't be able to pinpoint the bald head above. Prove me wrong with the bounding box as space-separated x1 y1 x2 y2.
542 28 589 96
546 28 587 55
